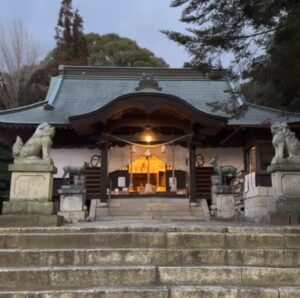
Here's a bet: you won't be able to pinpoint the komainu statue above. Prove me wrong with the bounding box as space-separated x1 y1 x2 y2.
62 162 89 185
12 123 55 164
271 122 300 164
210 156 237 183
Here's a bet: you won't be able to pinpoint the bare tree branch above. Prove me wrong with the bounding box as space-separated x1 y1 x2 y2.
0 20 39 109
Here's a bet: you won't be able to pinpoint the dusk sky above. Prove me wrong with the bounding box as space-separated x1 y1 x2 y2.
1 0 191 67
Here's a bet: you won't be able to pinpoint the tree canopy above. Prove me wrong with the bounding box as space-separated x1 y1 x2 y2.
86 33 168 67
163 0 300 111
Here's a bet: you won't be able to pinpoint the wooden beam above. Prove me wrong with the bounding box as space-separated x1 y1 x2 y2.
106 119 192 132
100 139 108 202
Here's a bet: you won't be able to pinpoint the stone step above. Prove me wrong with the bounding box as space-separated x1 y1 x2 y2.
169 285 300 298
95 216 203 220
109 198 189 204
107 211 198 216
0 266 156 290
0 265 299 290
0 232 298 249
108 205 191 211
0 248 299 268
1 286 300 298
0 287 169 298
0 225 299 234
158 266 300 287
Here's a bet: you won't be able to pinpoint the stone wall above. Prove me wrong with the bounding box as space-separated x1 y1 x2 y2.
244 186 272 222
51 148 101 177
196 147 244 170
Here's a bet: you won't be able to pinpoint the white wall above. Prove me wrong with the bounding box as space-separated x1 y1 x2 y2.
51 148 101 178
51 147 244 178
196 147 244 171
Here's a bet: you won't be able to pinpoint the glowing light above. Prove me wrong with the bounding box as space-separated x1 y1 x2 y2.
145 135 152 143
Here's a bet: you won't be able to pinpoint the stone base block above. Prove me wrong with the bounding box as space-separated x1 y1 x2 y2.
60 194 85 212
275 197 300 215
95 207 109 217
216 194 235 219
244 187 271 222
244 186 272 198
268 213 290 225
2 201 57 215
58 211 86 222
268 213 300 225
0 215 64 227
244 197 268 220
9 164 56 201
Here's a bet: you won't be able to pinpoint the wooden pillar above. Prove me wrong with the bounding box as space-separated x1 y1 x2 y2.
100 140 108 203
189 145 196 202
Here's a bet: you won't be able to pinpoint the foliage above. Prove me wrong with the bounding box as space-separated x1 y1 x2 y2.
86 33 168 67
54 0 88 66
241 8 300 111
163 0 300 111
11 0 90 108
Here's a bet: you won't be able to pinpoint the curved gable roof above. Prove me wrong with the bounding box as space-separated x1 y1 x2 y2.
0 67 232 125
0 66 300 126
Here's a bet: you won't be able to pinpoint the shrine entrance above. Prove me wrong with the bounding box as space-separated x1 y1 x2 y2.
108 143 189 197
69 89 227 202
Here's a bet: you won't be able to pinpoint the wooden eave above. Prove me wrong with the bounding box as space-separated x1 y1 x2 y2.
69 92 227 136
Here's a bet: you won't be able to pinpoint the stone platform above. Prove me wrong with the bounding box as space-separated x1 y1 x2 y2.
0 221 299 297
0 163 63 227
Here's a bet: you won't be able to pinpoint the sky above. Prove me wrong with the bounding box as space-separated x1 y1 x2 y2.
1 0 191 67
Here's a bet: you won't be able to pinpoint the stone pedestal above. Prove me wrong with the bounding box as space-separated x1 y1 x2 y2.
216 193 235 219
58 185 87 222
211 175 235 219
267 163 300 225
0 164 63 227
210 175 220 217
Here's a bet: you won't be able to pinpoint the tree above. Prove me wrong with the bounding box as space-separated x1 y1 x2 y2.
163 0 300 111
0 21 39 109
241 8 300 111
54 0 88 66
86 33 168 67
17 0 89 108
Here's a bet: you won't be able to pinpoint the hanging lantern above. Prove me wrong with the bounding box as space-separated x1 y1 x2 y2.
161 145 166 153
131 145 137 153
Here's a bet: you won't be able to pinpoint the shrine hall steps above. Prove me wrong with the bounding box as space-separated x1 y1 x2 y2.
95 198 207 220
0 226 299 297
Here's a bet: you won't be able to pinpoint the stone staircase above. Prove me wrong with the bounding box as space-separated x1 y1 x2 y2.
95 197 207 220
0 224 299 297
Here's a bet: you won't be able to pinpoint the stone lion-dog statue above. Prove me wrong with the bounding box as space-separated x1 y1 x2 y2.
12 123 55 164
271 122 300 164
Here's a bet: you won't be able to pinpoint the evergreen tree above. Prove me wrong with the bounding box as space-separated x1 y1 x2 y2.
163 0 300 111
72 10 88 65
54 0 87 65
86 33 168 67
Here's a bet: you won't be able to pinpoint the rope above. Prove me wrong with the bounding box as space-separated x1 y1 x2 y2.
106 133 193 148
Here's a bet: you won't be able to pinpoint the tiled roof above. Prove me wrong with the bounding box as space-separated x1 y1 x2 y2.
0 66 299 126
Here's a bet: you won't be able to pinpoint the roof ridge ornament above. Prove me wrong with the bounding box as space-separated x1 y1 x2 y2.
135 73 162 92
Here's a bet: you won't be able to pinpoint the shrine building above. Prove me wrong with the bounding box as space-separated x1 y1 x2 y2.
0 66 300 221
